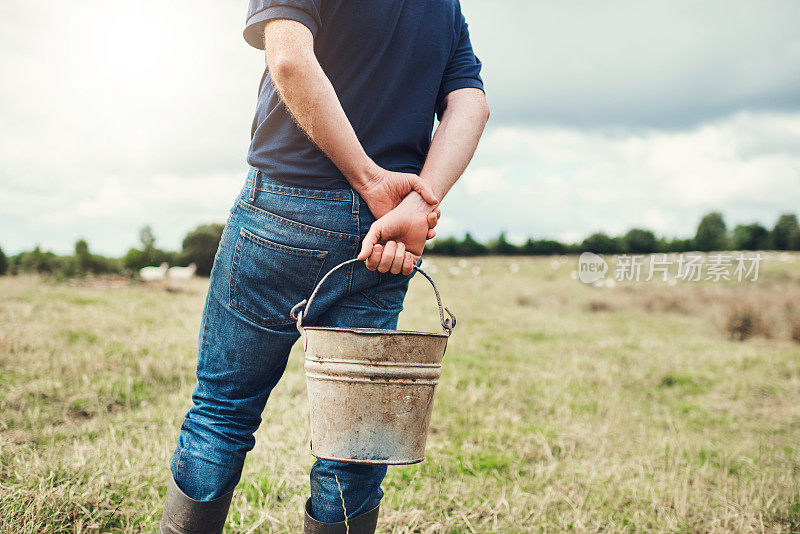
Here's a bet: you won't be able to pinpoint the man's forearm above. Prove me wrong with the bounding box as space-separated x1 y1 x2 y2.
264 20 379 191
420 88 490 199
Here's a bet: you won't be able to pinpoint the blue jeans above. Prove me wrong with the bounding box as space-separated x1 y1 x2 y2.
169 168 413 522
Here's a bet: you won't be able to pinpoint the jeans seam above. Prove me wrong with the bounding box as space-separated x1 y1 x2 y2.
249 170 258 202
248 168 352 201
228 232 243 319
254 188 351 202
361 290 387 310
347 191 360 294
238 199 358 241
175 447 184 477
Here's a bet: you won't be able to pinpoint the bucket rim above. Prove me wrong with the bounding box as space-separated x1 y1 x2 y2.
302 325 450 338
310 451 425 465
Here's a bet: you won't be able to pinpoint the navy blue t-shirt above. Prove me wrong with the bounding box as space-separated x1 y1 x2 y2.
244 0 483 189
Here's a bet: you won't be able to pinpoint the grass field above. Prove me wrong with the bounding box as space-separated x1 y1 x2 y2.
1 254 800 533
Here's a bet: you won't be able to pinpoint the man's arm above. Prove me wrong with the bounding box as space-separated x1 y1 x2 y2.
420 88 490 198
263 19 437 218
358 88 490 274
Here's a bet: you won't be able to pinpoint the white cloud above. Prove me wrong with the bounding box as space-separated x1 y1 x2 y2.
436 111 800 242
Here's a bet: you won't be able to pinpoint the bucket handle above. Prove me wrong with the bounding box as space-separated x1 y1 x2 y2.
290 258 456 334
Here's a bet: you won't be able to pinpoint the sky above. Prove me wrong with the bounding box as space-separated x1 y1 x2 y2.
1 0 799 255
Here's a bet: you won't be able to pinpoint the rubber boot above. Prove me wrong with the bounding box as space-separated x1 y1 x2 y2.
304 498 380 534
159 476 233 534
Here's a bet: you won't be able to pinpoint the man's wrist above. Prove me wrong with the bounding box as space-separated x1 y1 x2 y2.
418 171 447 200
403 190 435 214
347 157 381 194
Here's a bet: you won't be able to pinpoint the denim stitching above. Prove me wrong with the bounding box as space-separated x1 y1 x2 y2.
228 228 329 327
231 300 297 327
346 190 361 295
254 188 351 202
361 290 387 310
238 199 358 241
240 227 327 258
228 230 245 314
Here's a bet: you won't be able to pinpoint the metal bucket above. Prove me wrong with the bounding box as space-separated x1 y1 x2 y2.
290 258 456 465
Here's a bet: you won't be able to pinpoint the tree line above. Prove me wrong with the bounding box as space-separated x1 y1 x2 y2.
1 224 224 278
427 212 800 256
0 212 798 278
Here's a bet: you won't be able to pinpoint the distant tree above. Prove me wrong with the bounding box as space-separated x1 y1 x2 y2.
657 237 694 253
623 228 657 253
581 232 617 254
791 227 800 251
459 233 487 256
426 233 488 256
182 223 225 276
13 246 70 275
123 225 176 271
426 236 460 255
139 225 156 251
694 212 728 252
0 245 7 275
732 223 770 251
521 239 563 255
123 247 175 272
122 248 147 271
30 246 46 273
771 213 799 250
74 239 90 273
488 232 518 255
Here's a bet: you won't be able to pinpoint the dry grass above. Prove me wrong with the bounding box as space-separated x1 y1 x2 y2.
790 314 800 346
1 253 800 532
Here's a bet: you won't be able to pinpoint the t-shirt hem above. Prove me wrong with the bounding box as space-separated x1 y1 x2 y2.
243 5 320 50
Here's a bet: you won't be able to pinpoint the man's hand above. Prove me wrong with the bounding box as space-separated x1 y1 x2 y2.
357 192 440 275
359 168 438 219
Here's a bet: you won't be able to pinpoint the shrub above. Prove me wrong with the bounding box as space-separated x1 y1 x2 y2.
732 223 770 250
122 247 175 272
181 224 225 276
724 306 771 341
588 300 611 312
791 316 800 345
72 239 121 275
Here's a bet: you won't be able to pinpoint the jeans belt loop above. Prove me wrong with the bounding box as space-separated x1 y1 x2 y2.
249 169 259 202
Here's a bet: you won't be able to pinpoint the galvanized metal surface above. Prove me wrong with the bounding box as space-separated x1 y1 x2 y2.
291 259 455 465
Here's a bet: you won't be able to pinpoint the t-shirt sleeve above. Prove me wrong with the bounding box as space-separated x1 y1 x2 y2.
436 12 484 119
243 0 323 50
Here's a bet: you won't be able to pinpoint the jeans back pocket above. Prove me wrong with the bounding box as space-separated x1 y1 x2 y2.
229 227 328 327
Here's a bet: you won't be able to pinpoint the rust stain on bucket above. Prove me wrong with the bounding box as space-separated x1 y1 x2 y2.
291 259 455 465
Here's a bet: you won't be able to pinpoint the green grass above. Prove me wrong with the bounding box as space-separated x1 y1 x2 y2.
1 254 800 532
